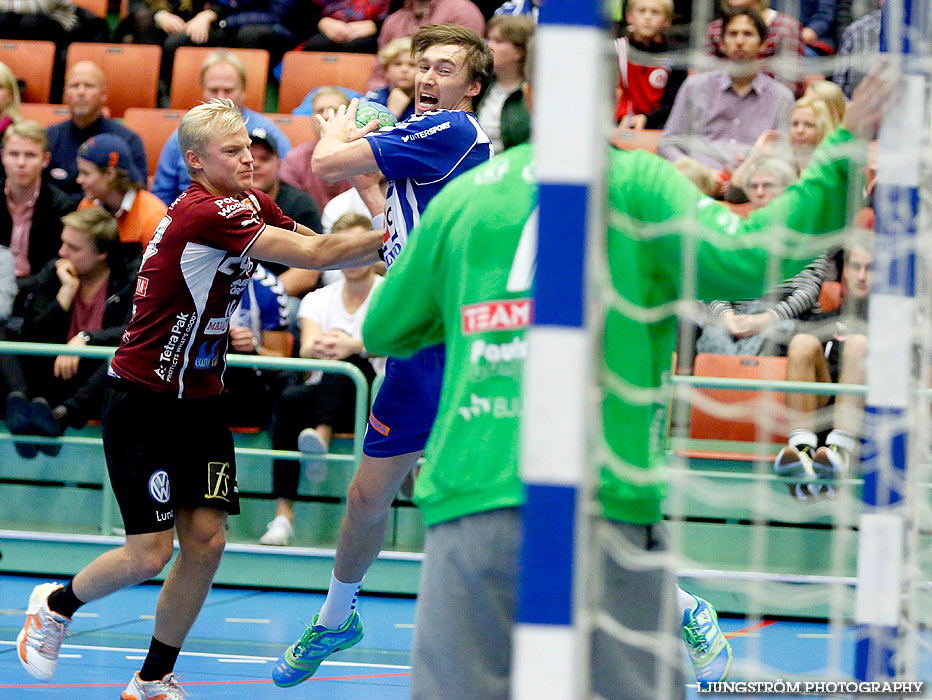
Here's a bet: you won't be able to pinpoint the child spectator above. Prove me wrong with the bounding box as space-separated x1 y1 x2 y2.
75 134 166 252
613 0 686 130
260 213 384 546
774 240 873 500
301 0 391 54
363 37 417 122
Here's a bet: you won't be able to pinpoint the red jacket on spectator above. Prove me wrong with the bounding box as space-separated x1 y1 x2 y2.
614 36 686 129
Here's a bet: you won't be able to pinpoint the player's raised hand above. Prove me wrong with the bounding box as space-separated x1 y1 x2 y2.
315 99 381 145
844 67 896 140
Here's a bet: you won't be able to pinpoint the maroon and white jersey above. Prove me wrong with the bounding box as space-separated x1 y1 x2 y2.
110 183 296 398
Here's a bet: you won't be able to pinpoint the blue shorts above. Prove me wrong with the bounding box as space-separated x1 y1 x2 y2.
364 344 445 458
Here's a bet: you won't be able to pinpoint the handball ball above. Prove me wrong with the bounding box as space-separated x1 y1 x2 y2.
356 102 397 129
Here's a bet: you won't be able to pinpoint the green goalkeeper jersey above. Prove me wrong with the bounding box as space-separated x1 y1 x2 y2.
363 128 861 527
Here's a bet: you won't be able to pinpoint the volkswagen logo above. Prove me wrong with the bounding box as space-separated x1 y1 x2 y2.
148 470 171 504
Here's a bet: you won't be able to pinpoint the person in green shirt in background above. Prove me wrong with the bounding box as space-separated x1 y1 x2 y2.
361 60 890 699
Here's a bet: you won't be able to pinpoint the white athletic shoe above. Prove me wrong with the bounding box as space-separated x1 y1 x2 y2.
260 514 295 546
122 672 188 699
17 582 71 680
298 428 328 482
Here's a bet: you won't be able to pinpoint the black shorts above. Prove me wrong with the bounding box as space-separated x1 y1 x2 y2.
102 377 240 535
825 338 844 384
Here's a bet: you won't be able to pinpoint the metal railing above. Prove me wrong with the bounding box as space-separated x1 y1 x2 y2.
0 340 374 534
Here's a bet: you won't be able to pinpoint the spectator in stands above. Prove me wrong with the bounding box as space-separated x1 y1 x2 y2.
248 126 323 306
222 263 294 428
151 50 292 206
46 62 148 204
772 0 840 53
741 154 797 209
804 79 845 126
707 0 805 96
0 243 12 321
476 14 532 152
832 5 880 98
0 0 108 53
367 0 485 90
363 37 417 122
260 213 384 546
0 62 20 143
0 121 74 287
280 87 352 211
2 207 136 459
114 0 211 46
76 134 166 252
613 0 686 131
774 239 873 500
301 0 391 54
160 0 304 84
659 7 794 171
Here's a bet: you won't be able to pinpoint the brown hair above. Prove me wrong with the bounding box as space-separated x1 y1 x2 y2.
486 14 535 71
411 23 494 107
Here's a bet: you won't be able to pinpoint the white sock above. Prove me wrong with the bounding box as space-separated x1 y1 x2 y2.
677 587 697 617
788 428 818 451
317 571 362 630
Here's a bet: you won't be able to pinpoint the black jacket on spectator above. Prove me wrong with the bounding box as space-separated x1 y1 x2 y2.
0 176 75 284
261 181 321 277
20 250 139 347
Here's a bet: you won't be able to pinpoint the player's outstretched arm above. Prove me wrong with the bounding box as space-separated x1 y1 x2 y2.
250 224 382 271
312 99 382 182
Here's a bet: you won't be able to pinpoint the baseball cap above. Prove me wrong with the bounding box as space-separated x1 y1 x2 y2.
77 133 144 185
249 127 278 156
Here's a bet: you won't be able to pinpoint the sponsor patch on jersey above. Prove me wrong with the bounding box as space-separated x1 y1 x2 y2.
401 121 450 142
194 340 221 369
368 412 390 436
136 277 148 297
461 298 533 335
204 317 229 335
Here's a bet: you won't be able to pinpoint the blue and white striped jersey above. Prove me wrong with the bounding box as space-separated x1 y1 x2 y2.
365 109 492 268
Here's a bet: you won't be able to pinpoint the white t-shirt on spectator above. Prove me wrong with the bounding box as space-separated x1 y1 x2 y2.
297 275 385 376
320 188 376 286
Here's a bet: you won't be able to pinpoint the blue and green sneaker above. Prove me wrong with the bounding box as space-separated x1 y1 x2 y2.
682 596 732 684
271 611 364 687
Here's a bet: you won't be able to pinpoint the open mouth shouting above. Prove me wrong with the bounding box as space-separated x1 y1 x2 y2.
416 91 440 112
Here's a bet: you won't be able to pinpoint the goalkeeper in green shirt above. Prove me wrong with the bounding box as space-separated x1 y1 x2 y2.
362 73 889 700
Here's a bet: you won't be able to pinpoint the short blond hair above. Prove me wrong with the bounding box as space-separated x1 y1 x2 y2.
312 86 351 112
200 50 247 89
4 119 45 150
625 0 674 17
803 80 845 128
793 96 834 144
61 206 120 255
379 37 413 69
178 98 244 174
673 157 718 197
332 213 372 233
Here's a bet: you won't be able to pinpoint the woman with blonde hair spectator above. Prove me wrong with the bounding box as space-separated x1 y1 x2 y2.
0 61 20 141
789 94 834 171
803 79 846 127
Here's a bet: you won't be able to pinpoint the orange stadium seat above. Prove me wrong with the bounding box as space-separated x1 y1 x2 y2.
66 43 162 117
71 0 108 17
0 40 56 104
278 51 377 114
611 128 663 153
19 103 71 128
170 47 269 113
123 108 185 176
681 354 789 461
264 113 316 147
819 281 842 312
